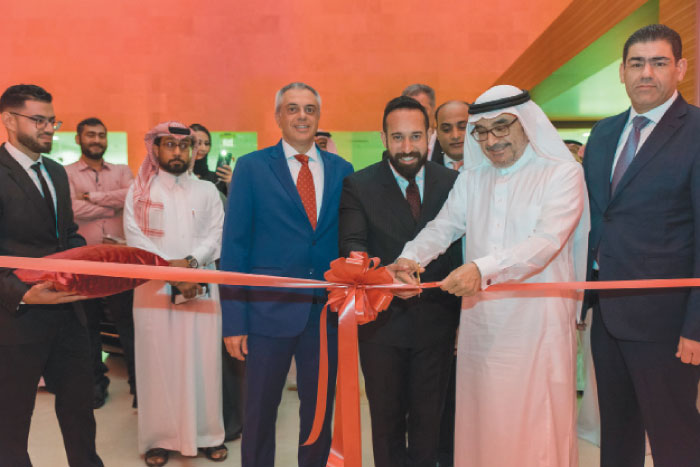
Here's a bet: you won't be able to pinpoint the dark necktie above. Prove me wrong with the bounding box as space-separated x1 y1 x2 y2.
30 162 57 229
406 178 421 220
610 115 651 195
294 154 317 229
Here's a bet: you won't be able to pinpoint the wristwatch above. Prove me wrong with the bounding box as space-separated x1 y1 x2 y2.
185 255 199 269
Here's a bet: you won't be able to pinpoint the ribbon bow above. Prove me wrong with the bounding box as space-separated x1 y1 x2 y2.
302 252 394 466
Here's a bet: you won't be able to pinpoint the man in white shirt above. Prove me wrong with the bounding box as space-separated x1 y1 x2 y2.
394 85 589 467
124 121 226 466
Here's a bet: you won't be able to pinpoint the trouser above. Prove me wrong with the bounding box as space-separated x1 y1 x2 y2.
242 306 337 467
0 308 103 467
359 339 455 467
222 342 245 440
592 305 700 467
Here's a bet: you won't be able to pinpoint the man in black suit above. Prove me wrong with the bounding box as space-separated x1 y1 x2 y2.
339 96 461 467
582 24 700 467
0 85 103 467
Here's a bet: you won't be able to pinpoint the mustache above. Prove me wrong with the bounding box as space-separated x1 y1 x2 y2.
394 151 423 159
486 142 510 152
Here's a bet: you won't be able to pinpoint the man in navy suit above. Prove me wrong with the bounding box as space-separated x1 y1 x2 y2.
583 24 700 467
220 82 353 467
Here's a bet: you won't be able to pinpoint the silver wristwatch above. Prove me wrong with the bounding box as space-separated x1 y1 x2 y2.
185 255 199 269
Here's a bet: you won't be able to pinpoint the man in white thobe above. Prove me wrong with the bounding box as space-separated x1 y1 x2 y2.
395 85 590 467
124 121 226 465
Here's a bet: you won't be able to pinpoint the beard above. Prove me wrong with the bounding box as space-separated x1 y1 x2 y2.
387 150 428 179
159 158 189 175
80 142 107 160
17 131 52 154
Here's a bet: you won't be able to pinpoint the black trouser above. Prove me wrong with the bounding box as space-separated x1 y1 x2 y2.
359 339 454 467
437 355 456 467
592 305 700 467
0 308 103 467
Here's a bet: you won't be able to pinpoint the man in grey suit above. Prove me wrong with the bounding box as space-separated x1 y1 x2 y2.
582 24 700 467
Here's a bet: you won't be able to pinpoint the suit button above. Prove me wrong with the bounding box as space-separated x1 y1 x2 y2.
486 279 492 286
309 269 314 276
603 216 610 222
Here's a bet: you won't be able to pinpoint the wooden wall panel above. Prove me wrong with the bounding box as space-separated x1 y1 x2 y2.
660 0 698 105
495 0 647 90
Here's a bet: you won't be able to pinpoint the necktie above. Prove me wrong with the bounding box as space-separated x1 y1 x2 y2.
610 115 651 195
406 178 421 220
294 154 317 229
30 162 57 229
452 160 464 171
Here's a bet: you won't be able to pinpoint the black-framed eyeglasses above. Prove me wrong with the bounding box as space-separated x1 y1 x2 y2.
161 140 192 151
470 117 519 142
10 112 62 131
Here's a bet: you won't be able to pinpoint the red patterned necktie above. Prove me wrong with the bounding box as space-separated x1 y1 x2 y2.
452 160 464 171
406 177 421 220
294 154 317 229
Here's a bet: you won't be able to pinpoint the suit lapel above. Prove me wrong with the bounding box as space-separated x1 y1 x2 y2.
589 112 627 212
0 145 56 232
268 141 314 229
610 96 686 203
418 163 441 227
42 158 63 237
316 149 335 232
379 160 418 233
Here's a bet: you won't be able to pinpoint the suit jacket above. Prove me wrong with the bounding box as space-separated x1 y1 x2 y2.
220 140 354 338
583 94 700 342
0 143 86 344
430 140 447 166
339 160 461 348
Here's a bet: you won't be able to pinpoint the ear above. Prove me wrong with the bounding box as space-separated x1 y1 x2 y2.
1 111 16 133
619 61 625 84
676 57 688 81
74 133 80 146
274 110 282 129
380 131 388 149
153 145 159 158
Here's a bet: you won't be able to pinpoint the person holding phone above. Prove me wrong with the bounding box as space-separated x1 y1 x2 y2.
124 122 226 466
190 123 232 196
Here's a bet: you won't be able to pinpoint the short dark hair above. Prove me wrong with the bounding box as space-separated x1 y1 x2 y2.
77 117 106 135
435 100 470 122
189 123 211 141
623 24 682 63
382 96 430 133
0 84 52 112
401 84 436 109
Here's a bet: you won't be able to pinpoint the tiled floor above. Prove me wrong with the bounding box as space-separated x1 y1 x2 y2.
27 355 654 466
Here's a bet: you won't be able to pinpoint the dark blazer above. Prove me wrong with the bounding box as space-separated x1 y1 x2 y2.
430 139 446 165
339 160 461 348
582 95 700 342
220 140 354 338
0 143 85 344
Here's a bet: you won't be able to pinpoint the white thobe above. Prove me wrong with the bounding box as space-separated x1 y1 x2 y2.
401 146 588 467
124 171 225 455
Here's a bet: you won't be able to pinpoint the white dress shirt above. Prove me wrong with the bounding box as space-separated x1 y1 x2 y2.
282 139 324 217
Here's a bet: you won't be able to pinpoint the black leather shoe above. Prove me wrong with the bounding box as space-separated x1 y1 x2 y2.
93 385 108 409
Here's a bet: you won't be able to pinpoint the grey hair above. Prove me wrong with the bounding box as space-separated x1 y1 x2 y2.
401 83 436 109
274 82 322 113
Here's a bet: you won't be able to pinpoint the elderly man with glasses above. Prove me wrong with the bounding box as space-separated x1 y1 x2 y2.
393 85 590 467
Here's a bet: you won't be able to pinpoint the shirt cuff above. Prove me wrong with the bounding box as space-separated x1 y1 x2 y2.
472 255 499 289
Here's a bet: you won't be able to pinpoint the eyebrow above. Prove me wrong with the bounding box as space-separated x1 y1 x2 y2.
627 56 671 62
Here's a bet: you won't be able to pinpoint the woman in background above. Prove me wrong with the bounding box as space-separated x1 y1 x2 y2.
190 123 232 196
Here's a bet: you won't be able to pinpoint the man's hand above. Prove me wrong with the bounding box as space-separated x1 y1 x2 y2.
224 335 248 361
216 164 233 184
168 259 189 269
22 282 87 305
173 282 203 299
440 262 482 297
388 258 424 299
676 336 700 366
81 192 90 201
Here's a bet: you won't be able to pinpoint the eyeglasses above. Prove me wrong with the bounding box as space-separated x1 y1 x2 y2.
161 140 192 151
10 112 62 130
470 118 519 142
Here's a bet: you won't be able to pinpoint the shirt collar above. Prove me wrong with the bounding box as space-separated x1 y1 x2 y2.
5 141 44 170
387 158 426 183
282 139 319 162
628 90 678 125
77 157 112 171
156 169 191 189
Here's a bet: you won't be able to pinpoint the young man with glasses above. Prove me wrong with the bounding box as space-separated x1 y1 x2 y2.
124 122 226 466
393 85 589 467
0 84 103 466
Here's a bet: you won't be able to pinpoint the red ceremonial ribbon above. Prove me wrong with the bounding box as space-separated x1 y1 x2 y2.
4 252 700 467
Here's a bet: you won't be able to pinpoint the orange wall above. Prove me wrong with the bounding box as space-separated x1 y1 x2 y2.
2 0 572 172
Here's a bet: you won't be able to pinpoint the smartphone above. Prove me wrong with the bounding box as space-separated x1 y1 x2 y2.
171 283 209 305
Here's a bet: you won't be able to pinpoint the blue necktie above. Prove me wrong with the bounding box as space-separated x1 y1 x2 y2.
610 115 651 195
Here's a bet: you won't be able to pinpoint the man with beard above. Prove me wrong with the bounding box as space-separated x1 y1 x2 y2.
339 95 461 466
124 122 226 466
65 117 135 408
0 84 103 466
